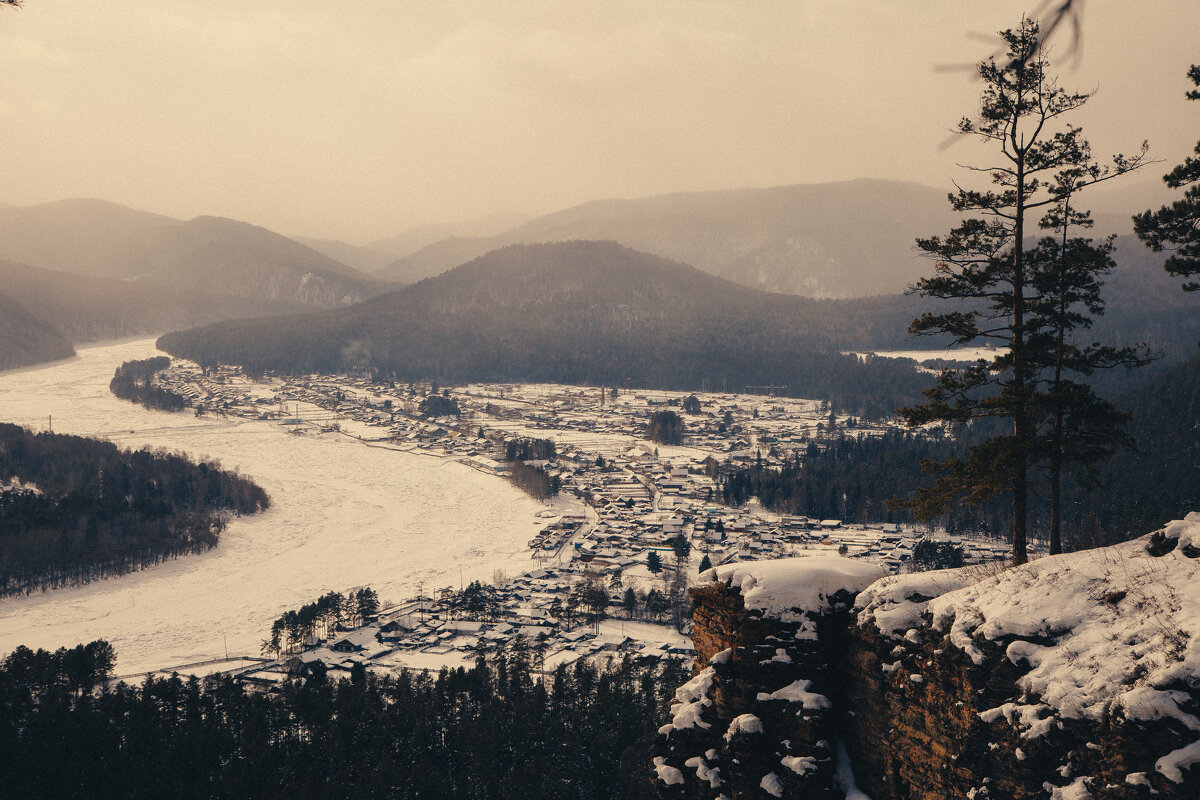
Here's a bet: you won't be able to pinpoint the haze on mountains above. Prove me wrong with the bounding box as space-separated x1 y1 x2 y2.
0 200 395 307
0 292 73 371
373 180 955 297
0 199 405 371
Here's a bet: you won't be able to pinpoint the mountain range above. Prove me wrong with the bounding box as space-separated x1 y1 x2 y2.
373 179 958 297
0 200 402 371
3 180 1195 381
0 200 393 308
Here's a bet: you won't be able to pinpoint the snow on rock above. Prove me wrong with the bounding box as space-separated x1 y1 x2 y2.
978 702 1059 740
684 756 723 788
1125 772 1151 787
1156 739 1200 784
854 567 978 637
660 667 716 735
835 739 874 800
1044 776 1094 799
781 755 817 775
653 757 684 786
709 647 732 665
724 713 764 741
759 772 785 797
756 679 832 710
702 555 886 617
759 647 792 665
921 519 1200 739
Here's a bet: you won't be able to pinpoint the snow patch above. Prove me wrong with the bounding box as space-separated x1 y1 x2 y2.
756 679 831 710
834 739 874 800
703 555 886 616
1156 738 1200 784
854 568 978 637
924 524 1200 727
664 667 716 733
759 772 784 798
1044 777 1093 799
684 756 722 788
653 757 684 786
979 702 1059 740
724 713 764 741
709 647 732 665
781 755 817 775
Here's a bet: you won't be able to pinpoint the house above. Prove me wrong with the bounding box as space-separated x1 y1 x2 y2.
330 629 377 653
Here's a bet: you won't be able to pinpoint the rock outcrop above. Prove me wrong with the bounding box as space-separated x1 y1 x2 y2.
654 556 886 799
655 514 1200 799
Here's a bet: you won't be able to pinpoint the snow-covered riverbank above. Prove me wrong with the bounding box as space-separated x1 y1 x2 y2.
0 339 549 674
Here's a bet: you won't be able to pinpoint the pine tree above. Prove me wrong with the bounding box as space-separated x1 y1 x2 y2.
898 18 1147 564
1135 65 1200 294
646 550 663 575
1026 172 1153 554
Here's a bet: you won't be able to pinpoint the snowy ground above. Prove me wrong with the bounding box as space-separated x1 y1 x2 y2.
0 339 554 674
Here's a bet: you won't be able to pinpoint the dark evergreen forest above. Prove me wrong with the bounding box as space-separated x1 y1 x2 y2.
721 351 1200 547
109 356 188 412
0 424 269 596
0 640 685 800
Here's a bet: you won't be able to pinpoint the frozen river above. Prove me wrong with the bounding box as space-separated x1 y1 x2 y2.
0 339 552 674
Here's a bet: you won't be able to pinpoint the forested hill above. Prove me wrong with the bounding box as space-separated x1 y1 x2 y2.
159 241 932 417
0 293 74 371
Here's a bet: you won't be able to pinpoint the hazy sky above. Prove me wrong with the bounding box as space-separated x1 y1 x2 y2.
2 1 1196 242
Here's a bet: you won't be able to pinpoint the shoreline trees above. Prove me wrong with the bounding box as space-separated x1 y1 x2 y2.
0 423 269 596
109 357 188 412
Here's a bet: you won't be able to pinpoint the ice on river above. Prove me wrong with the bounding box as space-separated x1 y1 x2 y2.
0 339 551 674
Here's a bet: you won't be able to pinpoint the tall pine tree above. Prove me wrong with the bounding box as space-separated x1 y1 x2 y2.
898 18 1147 564
1026 167 1153 554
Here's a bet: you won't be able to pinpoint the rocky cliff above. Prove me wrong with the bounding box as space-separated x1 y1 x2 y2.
655 514 1200 799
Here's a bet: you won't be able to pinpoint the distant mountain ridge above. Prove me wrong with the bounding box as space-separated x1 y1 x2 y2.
367 211 534 258
375 179 957 297
0 200 396 309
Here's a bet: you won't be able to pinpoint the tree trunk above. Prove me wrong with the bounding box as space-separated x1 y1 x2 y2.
1049 459 1062 555
1012 459 1029 565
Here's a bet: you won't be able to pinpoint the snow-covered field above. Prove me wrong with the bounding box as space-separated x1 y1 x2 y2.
0 339 553 674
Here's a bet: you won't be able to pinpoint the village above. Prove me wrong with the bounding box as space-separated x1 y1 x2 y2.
152 361 1016 686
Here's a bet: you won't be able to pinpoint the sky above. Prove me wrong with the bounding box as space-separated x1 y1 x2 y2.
1 1 1196 243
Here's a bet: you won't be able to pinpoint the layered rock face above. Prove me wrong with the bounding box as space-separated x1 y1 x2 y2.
654 557 886 799
655 514 1200 799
